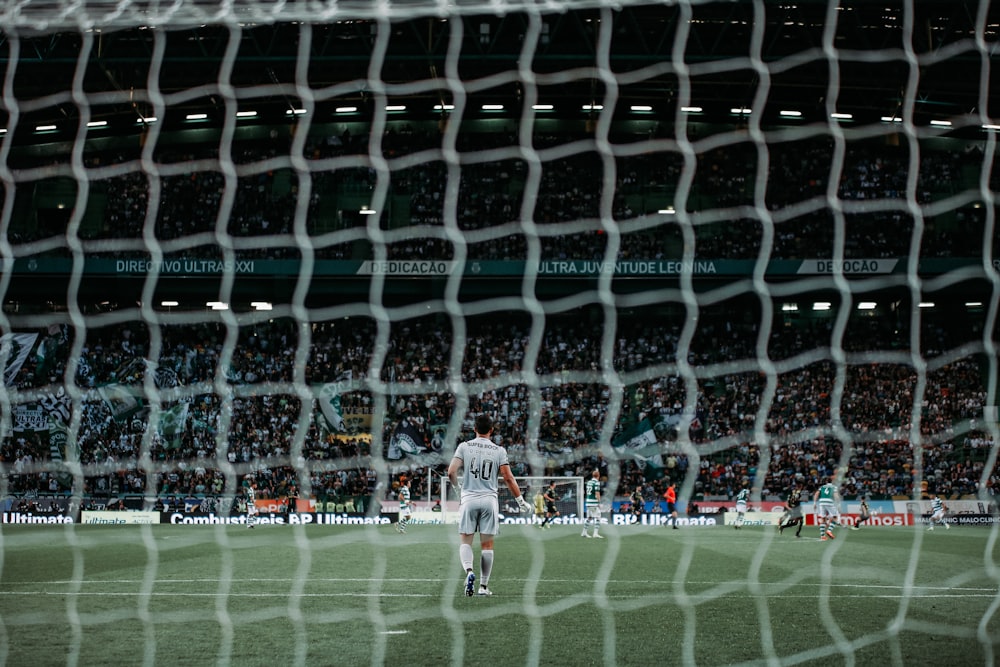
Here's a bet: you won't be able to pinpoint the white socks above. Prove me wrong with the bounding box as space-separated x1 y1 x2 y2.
480 550 494 587
460 543 474 572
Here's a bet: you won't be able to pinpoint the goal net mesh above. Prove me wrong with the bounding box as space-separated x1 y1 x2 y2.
501 477 583 521
1 0 999 665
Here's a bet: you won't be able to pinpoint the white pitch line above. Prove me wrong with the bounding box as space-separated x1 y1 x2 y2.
2 578 997 594
5 578 997 593
0 591 994 600
0 591 437 598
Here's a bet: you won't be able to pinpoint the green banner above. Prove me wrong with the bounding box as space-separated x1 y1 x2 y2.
3 257 993 278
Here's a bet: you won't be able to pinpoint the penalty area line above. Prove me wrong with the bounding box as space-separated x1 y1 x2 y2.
3 579 996 595
0 590 994 601
0 591 436 598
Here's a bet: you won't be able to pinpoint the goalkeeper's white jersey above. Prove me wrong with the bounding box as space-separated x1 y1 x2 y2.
453 436 509 499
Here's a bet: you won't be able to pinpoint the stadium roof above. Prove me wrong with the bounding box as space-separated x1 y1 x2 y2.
0 1 996 137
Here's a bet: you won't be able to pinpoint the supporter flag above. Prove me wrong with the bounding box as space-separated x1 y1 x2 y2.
76 356 93 385
158 402 190 448
144 358 180 391
538 439 572 455
48 417 68 461
12 402 47 432
111 357 146 384
613 413 703 451
38 387 73 425
318 371 352 432
1 332 38 386
613 416 674 478
320 389 345 432
612 418 658 450
428 424 447 452
641 456 666 480
47 417 74 488
33 325 68 381
49 415 74 490
97 383 143 422
387 417 426 460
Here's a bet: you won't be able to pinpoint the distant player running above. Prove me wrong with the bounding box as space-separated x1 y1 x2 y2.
663 482 679 529
851 497 872 530
542 481 560 530
778 485 804 537
927 495 950 531
734 485 750 529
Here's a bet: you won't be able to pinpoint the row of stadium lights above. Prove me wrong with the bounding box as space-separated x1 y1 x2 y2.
160 301 272 311
154 300 982 311
781 301 983 312
158 300 984 312
159 298 986 312
13 106 1000 134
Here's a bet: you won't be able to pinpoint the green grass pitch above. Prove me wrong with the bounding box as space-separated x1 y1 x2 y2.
1 522 997 666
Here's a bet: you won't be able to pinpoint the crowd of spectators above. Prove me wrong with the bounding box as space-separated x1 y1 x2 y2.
2 124 997 513
6 127 997 263
2 304 995 512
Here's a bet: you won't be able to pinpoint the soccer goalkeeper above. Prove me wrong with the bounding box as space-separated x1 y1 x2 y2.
447 415 529 597
533 487 546 527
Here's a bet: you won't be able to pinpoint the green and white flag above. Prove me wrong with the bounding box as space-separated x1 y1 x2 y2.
320 388 345 432
613 414 693 451
612 418 658 450
318 371 352 432
157 402 190 448
1 332 38 386
97 383 143 422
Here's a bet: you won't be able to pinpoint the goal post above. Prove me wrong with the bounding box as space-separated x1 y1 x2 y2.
440 476 584 523
504 477 584 521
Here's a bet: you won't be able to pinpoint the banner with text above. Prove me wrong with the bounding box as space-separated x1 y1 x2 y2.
6 257 997 278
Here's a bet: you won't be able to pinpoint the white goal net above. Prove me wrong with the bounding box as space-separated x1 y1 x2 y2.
1 0 999 665
440 476 584 523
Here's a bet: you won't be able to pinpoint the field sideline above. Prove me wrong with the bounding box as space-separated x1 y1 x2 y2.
1 523 997 667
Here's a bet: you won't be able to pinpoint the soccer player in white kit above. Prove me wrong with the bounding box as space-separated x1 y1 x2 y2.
245 480 258 529
813 477 841 541
733 485 750 530
582 469 604 538
447 414 530 597
927 495 950 530
397 477 413 533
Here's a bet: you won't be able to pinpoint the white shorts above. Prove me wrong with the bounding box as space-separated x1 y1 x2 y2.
400 506 412 519
817 502 837 518
586 504 602 520
458 495 500 536
735 500 747 514
931 510 945 522
247 504 258 517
